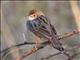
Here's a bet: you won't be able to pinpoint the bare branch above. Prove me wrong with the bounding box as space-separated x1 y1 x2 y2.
1 29 79 54
68 52 80 60
41 43 80 60
41 51 62 60
1 29 80 60
58 29 80 40
15 29 80 60
16 45 46 60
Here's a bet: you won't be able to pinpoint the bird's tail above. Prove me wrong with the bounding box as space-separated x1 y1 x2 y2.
50 35 64 51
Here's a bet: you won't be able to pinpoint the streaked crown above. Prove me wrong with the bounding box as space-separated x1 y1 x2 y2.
28 9 44 20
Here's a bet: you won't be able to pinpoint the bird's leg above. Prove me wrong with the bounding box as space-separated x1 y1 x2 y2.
34 36 41 50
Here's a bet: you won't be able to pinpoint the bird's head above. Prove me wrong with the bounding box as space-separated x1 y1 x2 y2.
28 9 44 21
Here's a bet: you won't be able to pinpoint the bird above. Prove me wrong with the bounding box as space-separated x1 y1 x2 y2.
26 9 64 51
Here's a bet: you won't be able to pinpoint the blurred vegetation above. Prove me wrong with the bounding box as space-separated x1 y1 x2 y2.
1 1 80 60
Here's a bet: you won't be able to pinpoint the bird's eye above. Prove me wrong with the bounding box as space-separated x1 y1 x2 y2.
33 15 35 17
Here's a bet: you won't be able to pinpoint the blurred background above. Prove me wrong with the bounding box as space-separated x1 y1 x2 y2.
1 1 80 60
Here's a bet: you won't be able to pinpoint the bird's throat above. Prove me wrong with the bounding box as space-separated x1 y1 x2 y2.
28 16 35 21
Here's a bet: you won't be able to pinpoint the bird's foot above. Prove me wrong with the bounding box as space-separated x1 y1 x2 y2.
34 46 38 50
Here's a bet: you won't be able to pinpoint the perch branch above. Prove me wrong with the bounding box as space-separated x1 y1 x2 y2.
16 45 46 60
1 29 80 59
41 51 62 60
68 52 80 60
58 29 80 40
41 43 80 60
1 29 80 54
15 29 80 60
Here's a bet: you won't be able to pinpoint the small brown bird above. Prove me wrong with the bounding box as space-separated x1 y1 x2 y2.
26 9 64 51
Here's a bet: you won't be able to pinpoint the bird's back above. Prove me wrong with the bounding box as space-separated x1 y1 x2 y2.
26 15 64 51
26 15 56 39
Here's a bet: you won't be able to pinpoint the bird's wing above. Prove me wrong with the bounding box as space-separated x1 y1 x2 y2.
38 15 64 51
38 15 57 35
27 16 64 51
26 19 51 40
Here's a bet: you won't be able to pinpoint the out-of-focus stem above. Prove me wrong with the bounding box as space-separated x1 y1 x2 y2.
70 1 80 31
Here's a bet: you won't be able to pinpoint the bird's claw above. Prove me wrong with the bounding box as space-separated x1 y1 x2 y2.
35 46 38 50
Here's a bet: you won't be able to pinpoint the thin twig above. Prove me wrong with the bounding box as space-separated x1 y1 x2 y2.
1 29 79 54
1 29 80 60
41 51 62 60
41 43 80 60
68 52 80 60
15 29 80 60
58 29 80 40
16 45 46 60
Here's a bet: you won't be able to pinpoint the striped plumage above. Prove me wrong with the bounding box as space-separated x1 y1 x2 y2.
26 10 64 51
